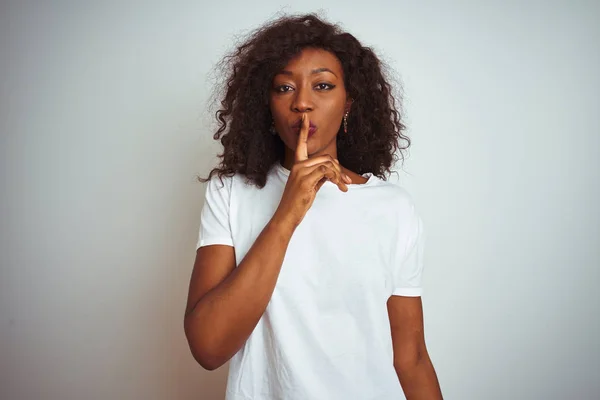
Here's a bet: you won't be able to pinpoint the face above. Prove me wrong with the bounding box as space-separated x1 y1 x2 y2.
269 48 350 161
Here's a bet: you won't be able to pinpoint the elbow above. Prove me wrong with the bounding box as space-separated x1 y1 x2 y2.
184 318 228 371
191 349 227 371
394 350 425 375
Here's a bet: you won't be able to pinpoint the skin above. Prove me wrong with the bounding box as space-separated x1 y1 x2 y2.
185 47 442 399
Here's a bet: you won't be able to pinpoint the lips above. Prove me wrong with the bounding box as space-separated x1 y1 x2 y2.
291 118 317 136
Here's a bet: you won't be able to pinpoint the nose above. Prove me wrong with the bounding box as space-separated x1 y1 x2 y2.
291 86 314 113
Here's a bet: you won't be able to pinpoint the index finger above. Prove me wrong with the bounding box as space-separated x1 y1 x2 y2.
294 113 309 163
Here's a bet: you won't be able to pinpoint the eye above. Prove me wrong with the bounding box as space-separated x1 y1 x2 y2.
275 85 294 93
315 83 335 91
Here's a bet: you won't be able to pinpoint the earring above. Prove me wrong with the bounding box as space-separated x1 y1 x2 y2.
270 121 277 135
343 112 349 133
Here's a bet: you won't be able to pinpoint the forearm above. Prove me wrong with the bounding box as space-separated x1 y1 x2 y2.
396 356 443 400
185 214 296 369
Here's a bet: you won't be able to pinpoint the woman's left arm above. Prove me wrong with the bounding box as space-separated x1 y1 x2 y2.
387 295 443 400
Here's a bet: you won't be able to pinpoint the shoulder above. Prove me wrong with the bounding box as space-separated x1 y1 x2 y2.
369 177 417 211
205 172 270 205
203 173 237 205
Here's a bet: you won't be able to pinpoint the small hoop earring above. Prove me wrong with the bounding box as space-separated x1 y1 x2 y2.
343 112 349 133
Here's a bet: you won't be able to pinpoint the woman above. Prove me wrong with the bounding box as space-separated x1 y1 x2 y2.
184 13 443 400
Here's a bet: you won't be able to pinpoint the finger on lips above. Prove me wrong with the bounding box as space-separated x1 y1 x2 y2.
295 113 309 162
294 113 350 190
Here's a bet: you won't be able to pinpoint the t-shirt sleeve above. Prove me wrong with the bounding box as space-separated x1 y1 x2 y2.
196 174 234 249
392 206 426 297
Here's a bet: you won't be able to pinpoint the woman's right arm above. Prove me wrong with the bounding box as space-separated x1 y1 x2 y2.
184 113 351 370
183 212 297 370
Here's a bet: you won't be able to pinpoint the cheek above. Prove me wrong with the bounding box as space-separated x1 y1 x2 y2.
327 93 347 113
269 98 287 121
323 102 345 125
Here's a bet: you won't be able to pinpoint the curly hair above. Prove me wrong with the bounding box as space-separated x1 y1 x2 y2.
199 13 409 188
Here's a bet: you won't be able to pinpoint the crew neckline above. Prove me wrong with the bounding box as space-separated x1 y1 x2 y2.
275 162 377 189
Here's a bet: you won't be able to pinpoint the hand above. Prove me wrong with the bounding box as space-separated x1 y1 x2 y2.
273 113 352 228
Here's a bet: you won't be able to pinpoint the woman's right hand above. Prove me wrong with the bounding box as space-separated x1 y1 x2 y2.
273 113 353 228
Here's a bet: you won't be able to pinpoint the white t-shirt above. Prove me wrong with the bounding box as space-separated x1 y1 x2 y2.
197 162 425 400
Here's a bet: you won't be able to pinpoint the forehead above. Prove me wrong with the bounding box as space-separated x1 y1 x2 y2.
280 48 343 75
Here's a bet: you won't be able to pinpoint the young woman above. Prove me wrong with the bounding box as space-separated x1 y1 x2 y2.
184 13 442 400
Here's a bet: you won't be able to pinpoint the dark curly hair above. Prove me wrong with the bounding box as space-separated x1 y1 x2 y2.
200 13 409 188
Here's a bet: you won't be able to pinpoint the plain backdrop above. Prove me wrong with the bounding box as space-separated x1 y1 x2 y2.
1 1 599 399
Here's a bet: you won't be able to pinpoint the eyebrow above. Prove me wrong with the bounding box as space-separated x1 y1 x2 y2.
278 67 338 77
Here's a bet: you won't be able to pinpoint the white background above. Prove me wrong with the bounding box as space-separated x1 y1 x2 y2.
1 1 598 399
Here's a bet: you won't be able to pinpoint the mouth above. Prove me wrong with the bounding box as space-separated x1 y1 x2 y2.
291 118 318 136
